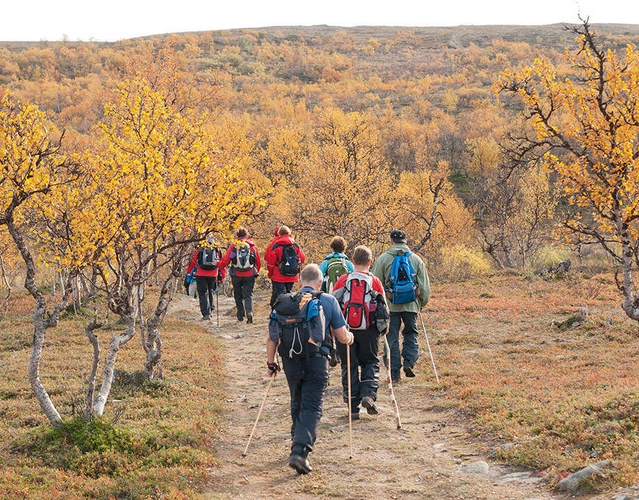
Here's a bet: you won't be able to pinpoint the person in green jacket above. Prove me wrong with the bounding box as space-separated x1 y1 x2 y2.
371 229 430 384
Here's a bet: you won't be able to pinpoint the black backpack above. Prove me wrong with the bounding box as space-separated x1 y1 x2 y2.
198 248 219 270
269 291 328 361
274 243 300 276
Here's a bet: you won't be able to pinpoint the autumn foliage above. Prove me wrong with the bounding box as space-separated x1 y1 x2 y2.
3 21 639 496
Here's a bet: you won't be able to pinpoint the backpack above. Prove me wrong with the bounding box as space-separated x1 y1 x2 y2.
185 266 197 285
198 248 219 270
340 272 378 331
321 256 349 293
386 251 418 304
270 291 328 361
275 243 300 277
233 241 255 270
372 292 390 333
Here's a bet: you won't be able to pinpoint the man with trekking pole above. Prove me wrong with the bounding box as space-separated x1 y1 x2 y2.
266 264 354 475
372 230 430 385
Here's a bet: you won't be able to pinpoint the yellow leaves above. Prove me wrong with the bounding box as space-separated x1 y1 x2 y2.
0 93 66 215
498 27 639 247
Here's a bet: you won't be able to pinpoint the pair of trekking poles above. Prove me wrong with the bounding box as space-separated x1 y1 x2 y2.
243 311 439 458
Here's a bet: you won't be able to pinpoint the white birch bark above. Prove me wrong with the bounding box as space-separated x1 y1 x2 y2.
93 312 136 416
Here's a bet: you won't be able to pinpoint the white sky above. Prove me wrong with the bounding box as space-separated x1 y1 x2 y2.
2 0 639 42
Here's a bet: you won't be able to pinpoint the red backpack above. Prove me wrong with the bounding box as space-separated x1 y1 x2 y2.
341 272 377 330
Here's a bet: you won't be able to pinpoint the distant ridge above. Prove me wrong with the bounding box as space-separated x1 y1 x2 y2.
3 23 639 49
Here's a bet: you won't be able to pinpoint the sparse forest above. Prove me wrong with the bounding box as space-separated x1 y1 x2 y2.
3 21 639 499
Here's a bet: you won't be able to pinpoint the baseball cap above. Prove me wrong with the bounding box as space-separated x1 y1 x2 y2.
390 230 406 243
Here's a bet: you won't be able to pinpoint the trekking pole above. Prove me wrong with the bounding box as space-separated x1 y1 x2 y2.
242 375 274 457
346 344 353 459
383 335 402 430
216 284 220 327
419 311 439 384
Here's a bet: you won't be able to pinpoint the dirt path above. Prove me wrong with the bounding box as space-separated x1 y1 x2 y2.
171 290 562 499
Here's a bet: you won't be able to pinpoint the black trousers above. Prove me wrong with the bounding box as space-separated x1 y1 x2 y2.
270 280 294 308
195 276 217 318
337 327 381 412
231 275 255 320
282 354 329 458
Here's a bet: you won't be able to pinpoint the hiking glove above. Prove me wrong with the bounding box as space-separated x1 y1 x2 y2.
267 362 281 375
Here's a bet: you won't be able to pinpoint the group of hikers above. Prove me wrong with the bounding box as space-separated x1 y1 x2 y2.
185 226 430 475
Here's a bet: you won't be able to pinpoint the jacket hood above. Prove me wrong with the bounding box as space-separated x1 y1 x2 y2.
386 243 411 256
274 235 296 245
239 237 256 247
324 252 347 259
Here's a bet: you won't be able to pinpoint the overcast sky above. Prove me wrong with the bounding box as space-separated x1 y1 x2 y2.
3 0 639 42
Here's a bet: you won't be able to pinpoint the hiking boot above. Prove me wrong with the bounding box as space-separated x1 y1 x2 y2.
288 454 312 475
404 366 416 378
246 312 253 324
361 396 379 415
201 315 210 321
391 375 400 385
350 411 360 421
328 348 339 367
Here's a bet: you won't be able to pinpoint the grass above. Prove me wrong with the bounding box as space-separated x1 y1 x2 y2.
2 267 639 496
419 268 639 492
0 291 224 499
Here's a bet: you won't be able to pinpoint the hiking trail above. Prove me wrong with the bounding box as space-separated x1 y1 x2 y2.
170 290 563 500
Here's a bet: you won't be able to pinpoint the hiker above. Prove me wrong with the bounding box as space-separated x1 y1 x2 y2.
319 236 354 293
184 266 197 297
217 227 261 324
266 264 354 475
332 245 389 419
264 225 306 307
371 230 430 384
185 235 225 321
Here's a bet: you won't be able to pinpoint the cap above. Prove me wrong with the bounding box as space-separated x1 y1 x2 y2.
390 229 406 243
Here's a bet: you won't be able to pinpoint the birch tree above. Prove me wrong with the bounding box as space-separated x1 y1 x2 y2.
497 19 639 318
0 93 77 426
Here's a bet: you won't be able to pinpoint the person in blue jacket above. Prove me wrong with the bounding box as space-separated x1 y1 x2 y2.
319 236 354 293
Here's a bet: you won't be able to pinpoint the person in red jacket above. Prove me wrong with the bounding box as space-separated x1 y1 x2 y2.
331 245 389 419
185 235 226 321
264 225 306 307
264 227 280 280
218 227 261 323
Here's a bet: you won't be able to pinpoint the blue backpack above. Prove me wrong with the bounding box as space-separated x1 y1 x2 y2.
386 251 417 304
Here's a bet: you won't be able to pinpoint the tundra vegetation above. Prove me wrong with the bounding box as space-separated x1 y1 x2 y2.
1 20 639 497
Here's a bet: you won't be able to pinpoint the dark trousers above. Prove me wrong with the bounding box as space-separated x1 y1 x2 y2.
270 280 294 308
337 327 381 412
387 311 419 379
195 276 217 318
282 354 329 458
231 275 255 321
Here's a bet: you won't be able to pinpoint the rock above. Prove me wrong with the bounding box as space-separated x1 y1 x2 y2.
461 461 490 474
556 460 612 493
500 471 544 484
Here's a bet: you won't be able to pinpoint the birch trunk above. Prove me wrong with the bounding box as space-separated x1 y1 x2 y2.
619 216 639 321
7 219 75 426
83 318 102 421
0 254 11 314
142 274 177 379
93 312 136 416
